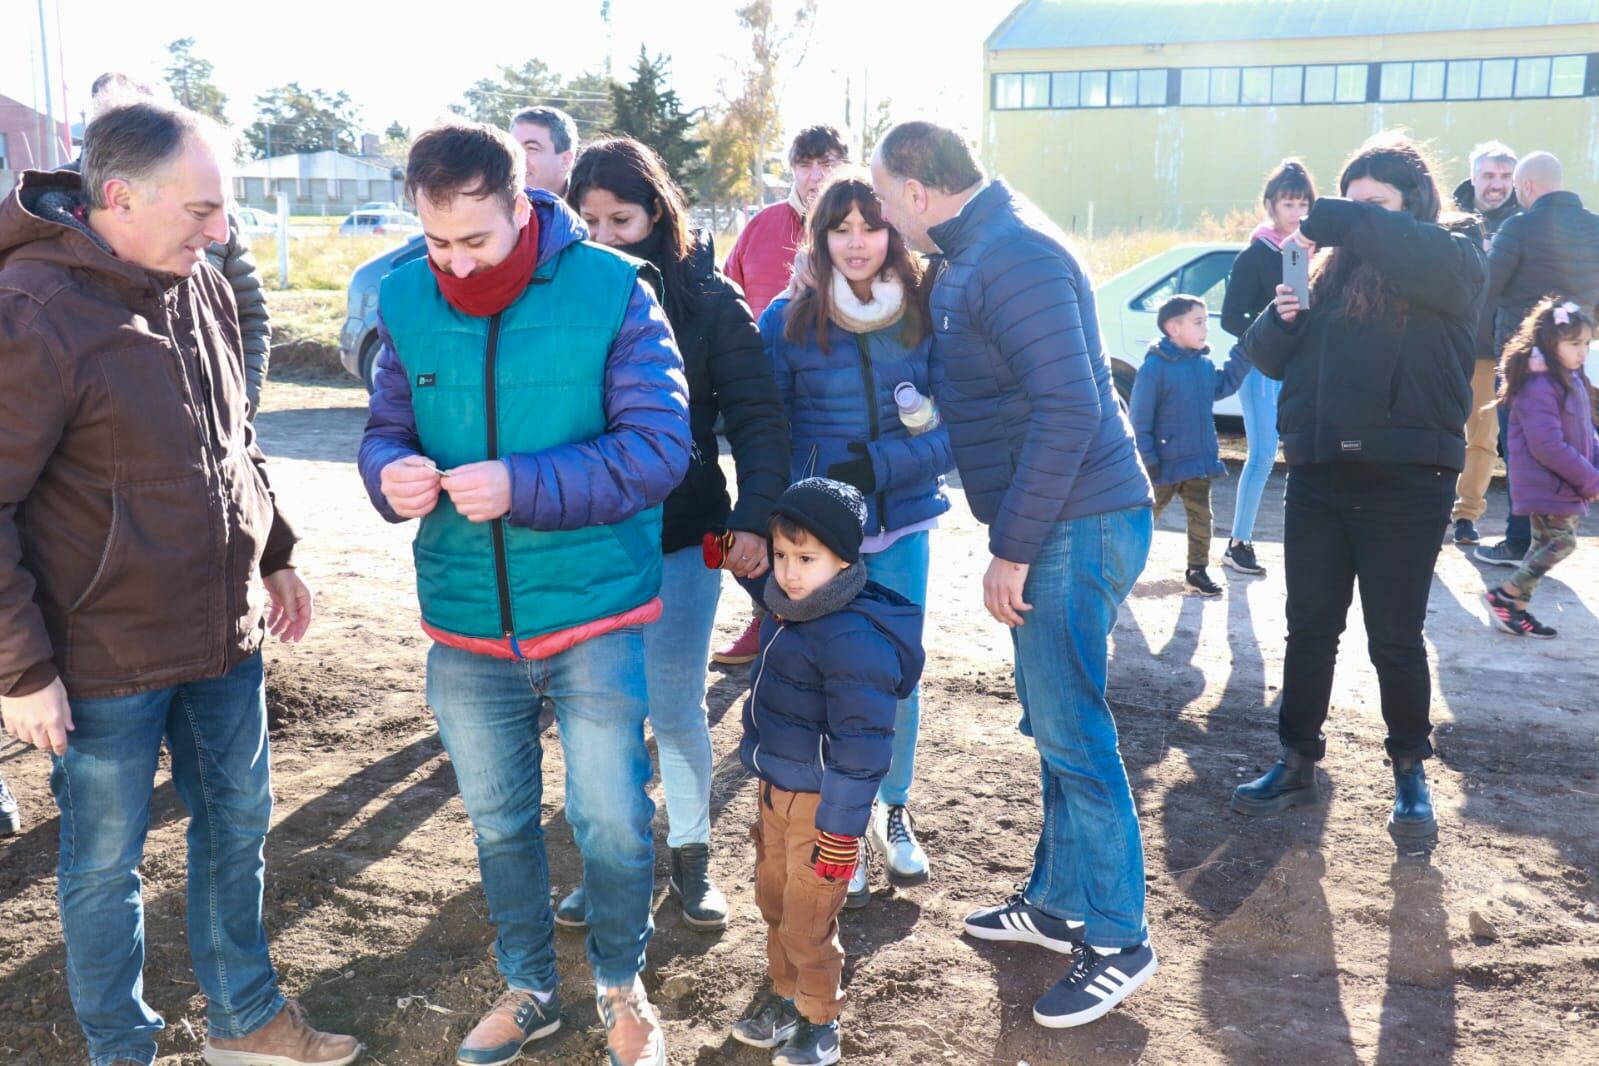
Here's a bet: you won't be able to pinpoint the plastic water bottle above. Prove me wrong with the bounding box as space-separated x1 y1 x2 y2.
894 382 940 436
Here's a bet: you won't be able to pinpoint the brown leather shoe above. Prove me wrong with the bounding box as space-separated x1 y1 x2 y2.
597 979 665 1066
202 999 362 1065
455 987 561 1065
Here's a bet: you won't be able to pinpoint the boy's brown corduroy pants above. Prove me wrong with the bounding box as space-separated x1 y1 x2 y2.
750 782 850 1024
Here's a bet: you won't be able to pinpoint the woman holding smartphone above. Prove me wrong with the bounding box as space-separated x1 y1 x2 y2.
1231 134 1485 844
1218 159 1317 577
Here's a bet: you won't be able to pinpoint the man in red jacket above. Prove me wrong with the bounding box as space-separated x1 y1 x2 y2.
715 125 848 664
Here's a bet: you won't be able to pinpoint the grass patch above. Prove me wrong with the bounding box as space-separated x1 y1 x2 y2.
254 234 398 291
266 289 349 380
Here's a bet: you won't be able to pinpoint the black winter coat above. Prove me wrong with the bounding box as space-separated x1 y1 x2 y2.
1221 238 1280 340
649 234 790 553
1242 198 1486 471
1482 191 1599 356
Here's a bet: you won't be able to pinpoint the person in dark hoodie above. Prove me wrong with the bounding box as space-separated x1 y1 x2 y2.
1219 158 1317 576
559 136 791 933
1233 133 1487 845
730 477 923 1066
1131 295 1252 596
1449 141 1522 546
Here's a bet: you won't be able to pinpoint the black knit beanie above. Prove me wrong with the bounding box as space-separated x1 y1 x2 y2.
769 477 868 564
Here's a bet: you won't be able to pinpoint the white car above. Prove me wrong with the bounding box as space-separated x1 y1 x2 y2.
234 206 291 241
1096 242 1245 416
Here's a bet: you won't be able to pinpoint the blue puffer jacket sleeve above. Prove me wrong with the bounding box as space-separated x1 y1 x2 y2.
357 315 419 524
1127 357 1163 483
1215 344 1252 400
979 242 1104 563
505 278 690 530
814 626 900 838
864 346 955 492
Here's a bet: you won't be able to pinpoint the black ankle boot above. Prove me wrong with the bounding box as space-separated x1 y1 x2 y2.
670 843 729 930
1230 744 1320 816
1387 757 1437 840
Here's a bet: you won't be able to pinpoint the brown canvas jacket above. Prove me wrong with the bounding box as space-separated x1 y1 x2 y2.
0 169 296 700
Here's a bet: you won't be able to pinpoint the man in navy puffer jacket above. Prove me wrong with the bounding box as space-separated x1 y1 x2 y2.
872 121 1158 1030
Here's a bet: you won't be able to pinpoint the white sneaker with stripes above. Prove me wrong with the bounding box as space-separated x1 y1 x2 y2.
1032 941 1157 1028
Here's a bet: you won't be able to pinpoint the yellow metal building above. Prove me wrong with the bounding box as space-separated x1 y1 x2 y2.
982 1 1599 234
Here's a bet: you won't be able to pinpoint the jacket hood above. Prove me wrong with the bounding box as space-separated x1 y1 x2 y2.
851 580 925 701
0 169 172 297
529 187 588 269
1148 337 1208 363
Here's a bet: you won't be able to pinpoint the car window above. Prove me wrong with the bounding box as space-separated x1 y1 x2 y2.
1131 251 1239 312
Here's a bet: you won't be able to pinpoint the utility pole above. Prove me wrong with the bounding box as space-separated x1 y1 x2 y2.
37 0 58 167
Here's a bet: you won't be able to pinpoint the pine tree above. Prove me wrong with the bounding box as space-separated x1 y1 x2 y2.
610 48 705 195
164 38 228 123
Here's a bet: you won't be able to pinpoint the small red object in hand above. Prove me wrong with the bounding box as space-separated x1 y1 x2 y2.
702 530 736 570
812 831 860 881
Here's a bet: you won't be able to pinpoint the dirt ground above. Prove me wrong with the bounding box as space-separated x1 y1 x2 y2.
2 376 1596 1066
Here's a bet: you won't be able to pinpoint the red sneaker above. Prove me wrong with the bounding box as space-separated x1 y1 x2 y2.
711 614 762 665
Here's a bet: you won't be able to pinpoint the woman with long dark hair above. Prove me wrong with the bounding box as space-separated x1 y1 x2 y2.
763 169 953 905
1219 158 1317 577
1231 133 1486 843
559 137 790 930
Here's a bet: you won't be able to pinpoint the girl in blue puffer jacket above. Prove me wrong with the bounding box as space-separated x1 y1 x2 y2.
759 170 953 902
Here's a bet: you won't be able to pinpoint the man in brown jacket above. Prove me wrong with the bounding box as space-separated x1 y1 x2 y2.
0 102 358 1066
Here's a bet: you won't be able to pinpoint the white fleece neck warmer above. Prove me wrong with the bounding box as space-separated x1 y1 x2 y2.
828 270 906 334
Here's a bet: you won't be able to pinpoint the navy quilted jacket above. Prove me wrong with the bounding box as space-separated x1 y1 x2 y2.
927 181 1152 564
759 297 953 537
738 581 924 837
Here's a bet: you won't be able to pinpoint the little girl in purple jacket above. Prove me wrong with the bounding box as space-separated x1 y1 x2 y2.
1484 297 1599 638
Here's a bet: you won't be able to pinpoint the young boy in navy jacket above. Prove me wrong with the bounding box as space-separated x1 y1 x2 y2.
731 477 924 1066
1129 295 1252 596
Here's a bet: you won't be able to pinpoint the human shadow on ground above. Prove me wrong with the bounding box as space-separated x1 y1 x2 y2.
254 406 368 465
1374 850 1456 1064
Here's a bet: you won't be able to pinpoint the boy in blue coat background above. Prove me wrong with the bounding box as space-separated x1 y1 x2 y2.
731 477 924 1066
1130 295 1252 596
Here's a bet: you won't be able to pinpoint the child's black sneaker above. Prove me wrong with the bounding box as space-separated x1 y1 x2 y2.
963 889 1084 954
1451 518 1480 545
1222 540 1265 576
730 991 799 1049
1033 941 1158 1029
1184 567 1223 597
1484 588 1558 638
772 1018 840 1066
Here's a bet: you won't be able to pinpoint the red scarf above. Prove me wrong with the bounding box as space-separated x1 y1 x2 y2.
428 213 540 317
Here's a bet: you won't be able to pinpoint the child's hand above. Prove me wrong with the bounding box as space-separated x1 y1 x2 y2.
811 831 860 881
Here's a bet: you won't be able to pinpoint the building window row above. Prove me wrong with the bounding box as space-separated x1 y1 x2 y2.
993 52 1594 111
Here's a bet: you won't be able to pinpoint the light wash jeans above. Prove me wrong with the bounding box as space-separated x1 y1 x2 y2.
51 653 283 1066
1230 368 1282 543
427 631 655 991
644 545 723 847
863 530 930 807
1012 508 1153 949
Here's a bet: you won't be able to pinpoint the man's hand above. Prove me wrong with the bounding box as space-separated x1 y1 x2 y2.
380 455 442 519
263 568 314 643
1 678 73 756
983 555 1033 627
441 461 512 523
727 530 770 579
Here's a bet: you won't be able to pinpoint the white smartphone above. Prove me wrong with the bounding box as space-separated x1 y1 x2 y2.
1282 241 1311 310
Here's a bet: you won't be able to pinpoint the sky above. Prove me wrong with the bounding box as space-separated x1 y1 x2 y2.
3 0 1020 155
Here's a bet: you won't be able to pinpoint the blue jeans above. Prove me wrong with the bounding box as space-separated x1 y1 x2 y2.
863 531 930 807
1010 508 1153 949
644 546 723 847
1231 369 1282 543
427 633 655 992
1497 400 1531 551
51 653 283 1066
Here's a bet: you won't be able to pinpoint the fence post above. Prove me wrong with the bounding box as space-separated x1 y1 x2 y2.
1086 200 1095 240
275 192 290 290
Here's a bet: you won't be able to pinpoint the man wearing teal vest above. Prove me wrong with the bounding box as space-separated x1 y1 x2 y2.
358 123 689 1066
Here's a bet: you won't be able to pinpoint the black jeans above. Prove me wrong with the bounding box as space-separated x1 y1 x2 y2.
1496 399 1532 551
1278 462 1453 761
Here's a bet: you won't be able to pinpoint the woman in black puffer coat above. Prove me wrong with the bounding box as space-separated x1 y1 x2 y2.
564 137 790 930
1232 134 1486 845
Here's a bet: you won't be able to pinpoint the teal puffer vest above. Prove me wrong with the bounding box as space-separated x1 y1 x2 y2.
378 244 662 643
